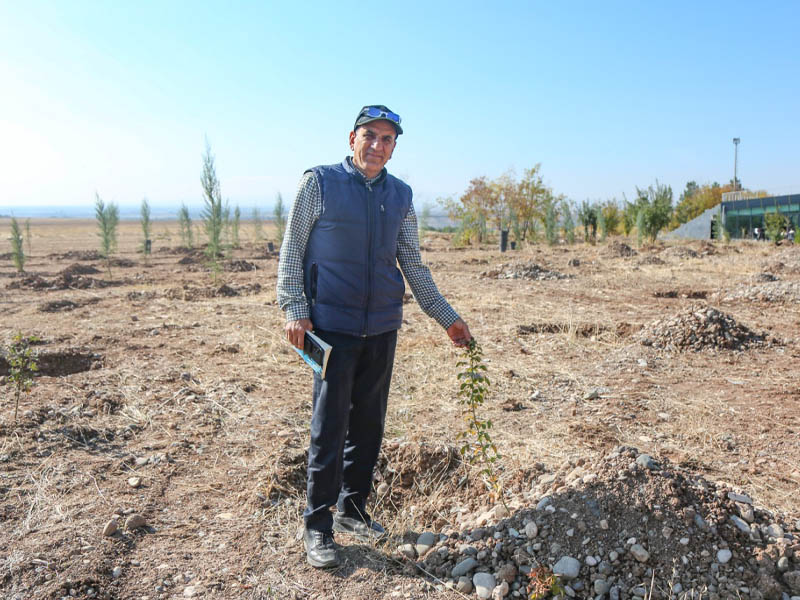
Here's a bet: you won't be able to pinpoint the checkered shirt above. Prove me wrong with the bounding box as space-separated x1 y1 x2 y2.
276 163 460 331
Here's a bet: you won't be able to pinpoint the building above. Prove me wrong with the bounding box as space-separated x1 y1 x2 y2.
664 192 800 240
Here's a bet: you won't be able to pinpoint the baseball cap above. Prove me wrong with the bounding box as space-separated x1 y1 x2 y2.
354 105 403 136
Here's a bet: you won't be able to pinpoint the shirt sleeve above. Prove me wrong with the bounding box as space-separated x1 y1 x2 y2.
276 172 321 322
396 202 461 329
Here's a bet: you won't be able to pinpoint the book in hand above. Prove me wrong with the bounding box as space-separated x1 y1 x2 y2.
294 330 332 379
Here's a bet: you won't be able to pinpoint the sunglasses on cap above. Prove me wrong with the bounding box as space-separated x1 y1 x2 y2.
361 106 401 125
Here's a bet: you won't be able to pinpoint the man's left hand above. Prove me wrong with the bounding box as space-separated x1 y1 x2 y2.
446 319 472 347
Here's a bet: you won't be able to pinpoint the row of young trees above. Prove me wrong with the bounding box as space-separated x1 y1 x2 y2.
439 166 678 247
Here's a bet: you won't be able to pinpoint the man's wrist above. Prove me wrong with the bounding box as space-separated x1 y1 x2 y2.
285 304 311 322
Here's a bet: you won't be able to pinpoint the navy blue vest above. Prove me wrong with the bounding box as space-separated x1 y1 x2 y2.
303 159 412 337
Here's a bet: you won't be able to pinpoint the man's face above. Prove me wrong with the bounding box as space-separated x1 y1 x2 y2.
349 120 397 178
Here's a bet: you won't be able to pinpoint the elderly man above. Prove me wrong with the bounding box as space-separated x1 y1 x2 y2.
277 104 471 568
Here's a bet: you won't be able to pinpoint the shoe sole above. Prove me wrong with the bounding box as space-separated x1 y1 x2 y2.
332 521 386 543
304 540 340 569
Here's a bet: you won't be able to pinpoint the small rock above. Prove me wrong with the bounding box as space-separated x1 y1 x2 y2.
452 557 478 578
473 572 496 600
112 567 123 579
765 523 784 539
635 454 657 470
594 579 610 595
125 514 147 530
727 492 753 504
103 519 118 537
535 496 552 510
376 482 389 496
717 549 732 564
599 519 609 530
127 477 142 488
456 577 473 594
730 515 751 534
585 556 597 567
492 580 509 600
524 522 538 538
583 389 600 400
183 585 202 597
415 532 436 556
553 556 581 579
630 544 649 563
496 564 517 583
777 556 790 572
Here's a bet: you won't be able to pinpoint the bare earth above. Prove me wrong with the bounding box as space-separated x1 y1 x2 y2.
1 218 798 600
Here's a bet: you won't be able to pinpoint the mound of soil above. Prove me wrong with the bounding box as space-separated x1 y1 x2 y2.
0 348 102 377
517 322 639 338
653 289 708 299
48 250 103 261
605 241 637 257
164 282 262 301
225 259 257 272
717 281 800 304
6 274 50 290
408 446 800 599
638 305 771 351
61 263 102 276
109 257 135 268
638 255 666 266
38 299 78 312
482 262 571 281
662 246 700 259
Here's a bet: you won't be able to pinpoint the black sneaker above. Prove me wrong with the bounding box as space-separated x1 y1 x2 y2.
303 528 340 568
332 512 386 542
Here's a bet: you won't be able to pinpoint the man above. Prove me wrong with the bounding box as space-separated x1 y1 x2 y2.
277 105 471 568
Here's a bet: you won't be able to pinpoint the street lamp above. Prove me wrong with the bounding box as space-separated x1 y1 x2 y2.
733 138 740 192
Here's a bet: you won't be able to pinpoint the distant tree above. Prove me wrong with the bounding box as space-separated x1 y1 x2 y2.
178 203 194 248
544 194 559 246
274 193 286 246
622 198 638 237
599 199 622 236
200 141 225 281
231 205 241 248
95 193 119 277
513 164 548 242
577 200 598 242
140 197 152 260
636 208 646 247
251 206 264 241
562 201 576 244
419 202 432 234
10 217 25 272
597 208 607 241
634 181 673 243
764 209 787 245
24 218 32 256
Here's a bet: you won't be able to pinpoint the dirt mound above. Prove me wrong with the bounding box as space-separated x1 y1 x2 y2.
638 305 771 351
653 289 708 299
6 273 50 290
225 259 257 272
717 281 800 304
482 262 572 281
605 241 637 257
412 446 800 598
638 255 666 265
662 246 699 259
0 348 102 377
48 250 103 261
109 257 135 268
517 322 639 339
164 282 262 301
61 263 102 276
38 299 78 312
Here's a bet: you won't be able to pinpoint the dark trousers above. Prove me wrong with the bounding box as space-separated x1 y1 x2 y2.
303 328 397 532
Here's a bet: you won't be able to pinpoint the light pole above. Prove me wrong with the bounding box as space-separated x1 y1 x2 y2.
733 137 740 191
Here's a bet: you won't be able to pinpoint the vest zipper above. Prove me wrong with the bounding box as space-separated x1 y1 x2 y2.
363 180 374 337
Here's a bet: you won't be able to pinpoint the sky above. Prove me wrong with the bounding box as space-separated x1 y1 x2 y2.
1 1 799 216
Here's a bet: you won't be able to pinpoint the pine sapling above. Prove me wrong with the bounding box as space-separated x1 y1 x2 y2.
200 141 225 283
140 197 152 261
251 206 264 241
95 193 119 278
24 218 32 256
274 193 286 246
178 203 194 248
231 204 241 248
456 339 505 506
6 333 39 422
9 217 25 273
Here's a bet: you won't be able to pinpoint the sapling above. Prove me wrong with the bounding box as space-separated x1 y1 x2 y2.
231 204 241 248
140 197 152 261
251 206 264 241
200 141 224 282
9 217 24 273
6 333 39 422
95 193 119 278
178 203 194 248
456 339 505 506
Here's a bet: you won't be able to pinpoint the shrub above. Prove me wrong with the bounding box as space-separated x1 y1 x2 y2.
251 206 264 241
544 199 558 246
562 202 576 244
764 210 787 245
9 217 24 272
140 197 152 259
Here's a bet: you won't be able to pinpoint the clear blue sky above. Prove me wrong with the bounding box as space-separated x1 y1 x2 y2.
2 1 799 215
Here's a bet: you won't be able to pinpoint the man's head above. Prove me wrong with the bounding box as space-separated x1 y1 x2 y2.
350 105 402 179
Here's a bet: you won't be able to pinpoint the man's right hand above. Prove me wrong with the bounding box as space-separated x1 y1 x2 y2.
286 319 313 350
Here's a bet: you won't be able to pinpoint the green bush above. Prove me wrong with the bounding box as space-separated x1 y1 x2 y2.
9 217 24 272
